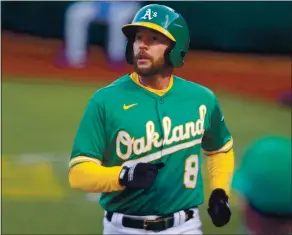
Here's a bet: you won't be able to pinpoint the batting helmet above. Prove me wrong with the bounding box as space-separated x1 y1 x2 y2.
122 4 190 68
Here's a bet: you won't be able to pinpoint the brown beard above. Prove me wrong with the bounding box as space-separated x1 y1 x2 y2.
133 53 168 77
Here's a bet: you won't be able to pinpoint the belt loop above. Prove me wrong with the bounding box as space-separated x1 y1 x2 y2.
116 213 124 226
173 211 180 227
179 210 186 225
111 212 117 225
191 208 198 217
111 212 120 226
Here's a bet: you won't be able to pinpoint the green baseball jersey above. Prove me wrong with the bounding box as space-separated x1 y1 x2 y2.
70 73 232 216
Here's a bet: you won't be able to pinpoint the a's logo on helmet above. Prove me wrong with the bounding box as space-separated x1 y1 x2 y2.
140 8 157 20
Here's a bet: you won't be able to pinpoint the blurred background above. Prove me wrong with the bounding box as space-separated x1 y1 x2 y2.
2 1 292 234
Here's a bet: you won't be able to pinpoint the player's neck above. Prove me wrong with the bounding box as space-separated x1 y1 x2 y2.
138 70 173 90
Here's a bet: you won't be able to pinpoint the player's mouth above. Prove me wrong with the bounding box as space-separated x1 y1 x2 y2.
138 59 150 65
137 55 151 64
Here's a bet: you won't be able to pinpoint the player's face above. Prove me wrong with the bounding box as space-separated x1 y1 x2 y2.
133 27 172 77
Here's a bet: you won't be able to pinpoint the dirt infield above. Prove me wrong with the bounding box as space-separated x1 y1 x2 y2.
2 31 291 102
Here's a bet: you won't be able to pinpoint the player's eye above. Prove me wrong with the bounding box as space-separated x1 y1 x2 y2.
152 36 158 41
136 35 142 40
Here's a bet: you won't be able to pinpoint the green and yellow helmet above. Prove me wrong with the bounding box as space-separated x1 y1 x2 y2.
122 4 190 68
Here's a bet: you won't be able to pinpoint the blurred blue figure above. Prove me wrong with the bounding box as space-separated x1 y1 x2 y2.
61 1 141 68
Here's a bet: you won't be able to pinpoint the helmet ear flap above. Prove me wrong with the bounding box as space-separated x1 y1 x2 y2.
125 40 134 64
164 43 175 67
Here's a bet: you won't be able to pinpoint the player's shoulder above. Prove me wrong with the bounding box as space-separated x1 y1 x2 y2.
174 75 216 100
90 74 133 102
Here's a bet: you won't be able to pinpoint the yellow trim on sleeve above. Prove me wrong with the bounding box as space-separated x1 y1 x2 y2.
69 156 101 168
69 161 125 193
203 138 233 156
130 72 173 96
207 149 235 196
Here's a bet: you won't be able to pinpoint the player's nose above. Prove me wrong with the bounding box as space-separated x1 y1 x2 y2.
138 38 149 50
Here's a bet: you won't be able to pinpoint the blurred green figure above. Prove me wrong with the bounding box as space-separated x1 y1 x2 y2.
232 136 292 234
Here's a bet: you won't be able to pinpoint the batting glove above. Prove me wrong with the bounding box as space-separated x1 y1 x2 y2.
207 188 231 227
119 162 164 189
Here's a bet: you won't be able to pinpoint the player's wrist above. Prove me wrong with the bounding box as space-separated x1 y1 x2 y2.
210 188 229 202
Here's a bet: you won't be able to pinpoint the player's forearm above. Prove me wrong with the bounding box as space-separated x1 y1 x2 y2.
206 149 235 196
69 161 125 193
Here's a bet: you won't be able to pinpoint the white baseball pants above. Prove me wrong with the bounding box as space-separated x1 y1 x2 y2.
103 208 203 235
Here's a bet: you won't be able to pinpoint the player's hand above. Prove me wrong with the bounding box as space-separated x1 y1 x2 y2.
207 188 231 227
119 162 165 189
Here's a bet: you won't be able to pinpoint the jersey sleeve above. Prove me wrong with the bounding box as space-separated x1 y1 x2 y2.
69 97 106 168
201 96 233 155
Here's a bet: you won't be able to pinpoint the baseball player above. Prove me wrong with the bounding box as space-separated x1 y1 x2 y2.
69 4 235 234
232 136 292 235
